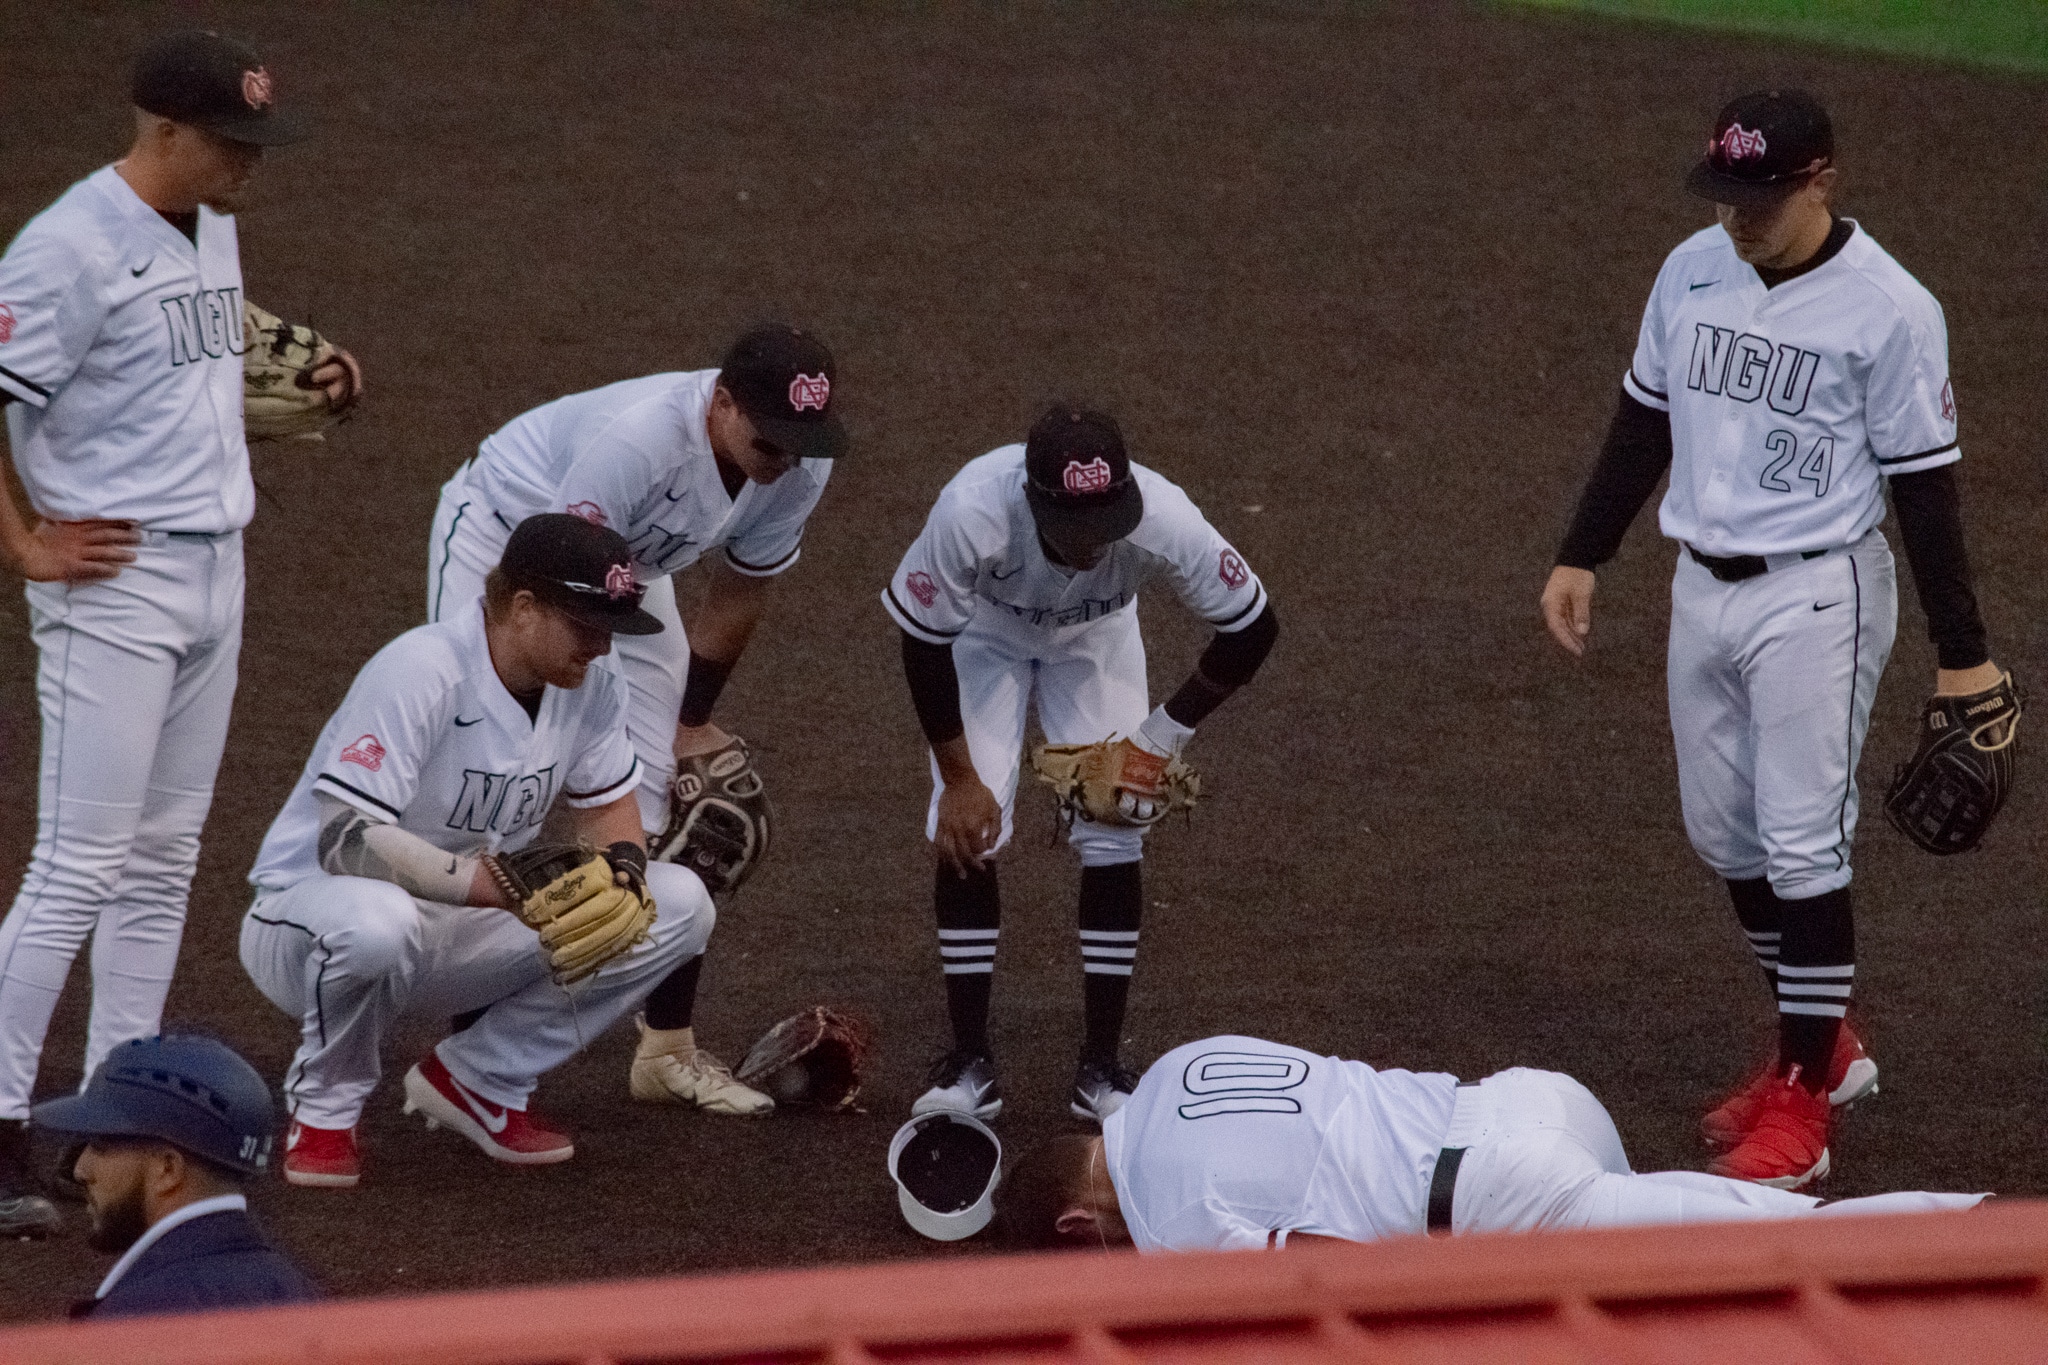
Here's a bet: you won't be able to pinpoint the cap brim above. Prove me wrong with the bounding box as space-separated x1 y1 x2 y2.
31 1090 146 1138
1025 479 1144 549
753 413 847 464
888 1113 1002 1243
564 602 665 636
196 108 309 147
1684 159 1805 208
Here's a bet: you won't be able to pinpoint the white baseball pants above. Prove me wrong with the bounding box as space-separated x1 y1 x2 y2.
427 463 688 831
1444 1067 1981 1232
930 604 1153 867
1667 531 1898 899
239 862 711 1128
0 532 242 1118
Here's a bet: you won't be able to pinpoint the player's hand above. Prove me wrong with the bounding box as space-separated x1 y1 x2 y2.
934 777 1003 877
674 720 733 761
1540 566 1597 657
307 347 363 410
13 518 140 585
1936 660 2003 696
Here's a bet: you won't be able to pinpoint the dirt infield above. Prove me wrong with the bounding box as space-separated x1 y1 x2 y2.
3 1 2044 1321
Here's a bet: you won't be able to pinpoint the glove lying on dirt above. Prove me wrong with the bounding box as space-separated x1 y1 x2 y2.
651 736 773 897
1884 671 2022 856
243 300 355 442
735 1006 873 1112
1029 737 1201 829
482 841 655 984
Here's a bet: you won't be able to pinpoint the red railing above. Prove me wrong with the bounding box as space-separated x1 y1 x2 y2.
4 1202 2046 1364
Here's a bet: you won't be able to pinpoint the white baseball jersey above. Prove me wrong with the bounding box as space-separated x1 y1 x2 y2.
882 446 1267 644
0 166 253 531
466 369 831 580
1103 1036 1459 1251
1624 220 1957 558
249 601 640 892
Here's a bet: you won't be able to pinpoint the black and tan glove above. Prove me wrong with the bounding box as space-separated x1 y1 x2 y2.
651 736 773 897
1884 672 2022 855
243 301 356 442
482 841 656 984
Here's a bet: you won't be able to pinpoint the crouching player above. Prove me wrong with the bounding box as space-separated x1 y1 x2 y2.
241 514 765 1189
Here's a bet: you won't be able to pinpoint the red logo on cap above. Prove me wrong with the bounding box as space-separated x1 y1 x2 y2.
340 734 386 771
604 562 636 600
243 68 274 111
789 373 830 412
905 571 938 609
565 501 608 527
1941 379 1955 423
1062 458 1113 495
1218 550 1248 590
1716 123 1767 162
0 304 13 344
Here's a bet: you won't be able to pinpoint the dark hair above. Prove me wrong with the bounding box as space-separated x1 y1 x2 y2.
994 1134 1097 1249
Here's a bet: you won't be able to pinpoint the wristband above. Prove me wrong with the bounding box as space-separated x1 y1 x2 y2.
1132 704 1195 759
605 840 649 878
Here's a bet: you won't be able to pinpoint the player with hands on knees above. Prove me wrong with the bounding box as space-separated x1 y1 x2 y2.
886 405 1278 1125
0 29 358 1239
240 515 761 1192
1539 90 2012 1190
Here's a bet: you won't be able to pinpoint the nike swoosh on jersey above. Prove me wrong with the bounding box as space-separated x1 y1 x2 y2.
1689 280 1719 290
990 565 1023 580
448 1074 509 1133
453 715 483 727
130 260 151 277
1814 601 1843 612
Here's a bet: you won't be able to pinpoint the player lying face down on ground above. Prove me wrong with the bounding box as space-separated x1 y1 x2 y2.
1535 89 2015 1193
883 405 1280 1124
994 1036 1987 1252
239 514 759 1191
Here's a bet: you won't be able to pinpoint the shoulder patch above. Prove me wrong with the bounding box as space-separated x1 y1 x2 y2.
339 734 386 772
1941 378 1955 423
906 571 939 608
1218 550 1248 589
0 304 14 344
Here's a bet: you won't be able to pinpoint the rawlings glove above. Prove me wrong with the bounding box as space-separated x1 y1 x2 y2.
1884 671 2022 855
483 841 656 984
243 300 355 442
1029 737 1201 829
651 736 773 897
734 1006 874 1112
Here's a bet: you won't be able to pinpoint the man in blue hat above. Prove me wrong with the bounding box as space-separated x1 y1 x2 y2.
33 1033 315 1317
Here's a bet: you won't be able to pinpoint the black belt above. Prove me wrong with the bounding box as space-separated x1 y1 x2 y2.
1687 545 1827 583
1426 1146 1465 1236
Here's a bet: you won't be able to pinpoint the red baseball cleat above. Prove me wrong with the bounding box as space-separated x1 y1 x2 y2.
401 1052 574 1165
1706 1065 1830 1189
1702 1021 1876 1150
282 1120 360 1188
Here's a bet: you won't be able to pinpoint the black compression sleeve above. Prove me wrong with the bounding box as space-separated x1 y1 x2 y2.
1555 390 1674 570
901 631 965 745
677 655 735 728
1889 465 1990 670
1163 602 1279 727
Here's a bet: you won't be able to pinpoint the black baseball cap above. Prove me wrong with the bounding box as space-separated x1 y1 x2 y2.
718 324 848 464
133 30 306 146
1023 406 1144 550
1686 90 1833 208
499 513 664 636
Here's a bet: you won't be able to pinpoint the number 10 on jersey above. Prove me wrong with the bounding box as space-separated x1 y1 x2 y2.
1759 429 1834 497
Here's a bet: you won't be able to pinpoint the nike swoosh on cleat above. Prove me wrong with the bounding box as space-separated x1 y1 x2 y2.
448 1075 509 1133
1690 280 1718 290
453 715 483 726
1814 601 1843 612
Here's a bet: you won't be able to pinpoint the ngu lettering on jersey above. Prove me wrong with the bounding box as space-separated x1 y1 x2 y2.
447 765 558 836
159 286 246 366
1686 322 1821 415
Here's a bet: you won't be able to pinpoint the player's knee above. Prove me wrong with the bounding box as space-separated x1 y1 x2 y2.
331 882 424 977
646 862 715 958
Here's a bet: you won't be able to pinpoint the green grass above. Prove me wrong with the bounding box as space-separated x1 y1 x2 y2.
1499 1 2048 74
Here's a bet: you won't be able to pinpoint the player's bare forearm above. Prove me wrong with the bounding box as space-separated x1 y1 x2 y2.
573 791 645 851
1937 661 2003 695
0 446 138 584
932 736 1000 876
686 555 774 665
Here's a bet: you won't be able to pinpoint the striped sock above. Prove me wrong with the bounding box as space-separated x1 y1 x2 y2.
1079 861 1142 1062
1725 877 1783 994
935 863 999 1056
1777 886 1854 1092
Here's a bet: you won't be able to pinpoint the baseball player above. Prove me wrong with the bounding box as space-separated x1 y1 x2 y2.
999 1035 1987 1252
240 516 762 1191
0 31 360 1237
426 324 845 837
1539 91 2005 1189
885 406 1279 1123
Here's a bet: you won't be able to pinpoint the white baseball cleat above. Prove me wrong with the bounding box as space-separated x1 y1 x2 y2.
402 1053 574 1164
913 1048 1003 1121
629 1016 774 1117
1070 1057 1139 1124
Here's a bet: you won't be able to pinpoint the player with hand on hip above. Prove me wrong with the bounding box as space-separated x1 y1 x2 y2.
241 516 756 1191
0 30 359 1238
998 1035 1985 1252
1539 91 2005 1189
885 406 1278 1124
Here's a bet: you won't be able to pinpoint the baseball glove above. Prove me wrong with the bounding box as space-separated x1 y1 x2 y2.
650 736 772 897
483 841 656 984
243 300 353 442
1029 737 1200 829
734 1006 874 1112
1884 672 2023 856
